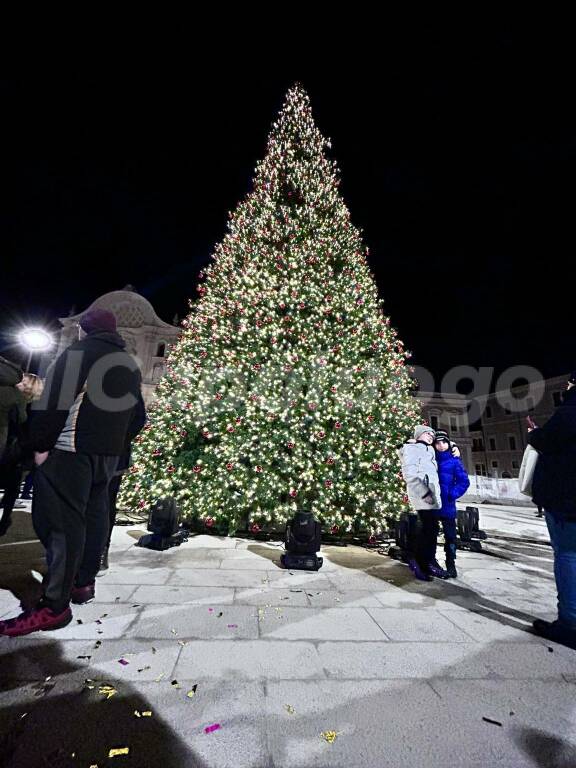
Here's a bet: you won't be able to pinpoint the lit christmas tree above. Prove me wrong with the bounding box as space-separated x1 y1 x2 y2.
120 84 420 536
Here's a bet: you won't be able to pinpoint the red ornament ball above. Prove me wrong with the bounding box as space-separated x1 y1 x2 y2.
331 524 340 535
205 517 215 528
289 489 297 498
250 522 261 534
193 466 202 474
255 466 263 473
226 463 234 471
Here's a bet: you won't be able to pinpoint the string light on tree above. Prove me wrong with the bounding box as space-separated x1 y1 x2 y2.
119 84 420 536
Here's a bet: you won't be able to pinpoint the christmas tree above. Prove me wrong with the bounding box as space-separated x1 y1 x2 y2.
120 84 420 536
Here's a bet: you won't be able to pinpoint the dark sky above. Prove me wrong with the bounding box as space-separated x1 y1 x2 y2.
1 33 574 390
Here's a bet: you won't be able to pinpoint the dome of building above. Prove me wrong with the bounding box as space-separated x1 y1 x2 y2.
63 286 173 329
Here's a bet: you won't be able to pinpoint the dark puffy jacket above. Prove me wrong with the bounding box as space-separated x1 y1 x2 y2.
0 356 26 459
29 331 143 456
435 450 470 518
528 386 576 519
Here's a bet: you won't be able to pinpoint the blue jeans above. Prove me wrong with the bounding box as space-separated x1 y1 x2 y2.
545 511 576 630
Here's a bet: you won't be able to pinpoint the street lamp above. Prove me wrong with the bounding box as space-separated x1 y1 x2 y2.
18 327 53 372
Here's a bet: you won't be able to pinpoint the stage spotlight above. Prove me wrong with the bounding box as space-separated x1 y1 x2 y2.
280 510 323 571
137 497 189 551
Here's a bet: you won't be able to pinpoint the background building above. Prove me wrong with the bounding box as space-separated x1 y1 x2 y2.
471 374 568 477
55 286 181 405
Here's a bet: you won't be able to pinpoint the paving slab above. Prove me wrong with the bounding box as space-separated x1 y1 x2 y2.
131 584 235 605
126 604 259 640
258 606 388 641
175 640 325 680
367 607 474 642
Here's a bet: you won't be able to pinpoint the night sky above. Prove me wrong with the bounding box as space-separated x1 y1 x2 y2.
1 34 574 389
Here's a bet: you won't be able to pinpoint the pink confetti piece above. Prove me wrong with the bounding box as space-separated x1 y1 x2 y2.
204 723 221 734
227 624 238 629
118 659 129 666
208 608 213 613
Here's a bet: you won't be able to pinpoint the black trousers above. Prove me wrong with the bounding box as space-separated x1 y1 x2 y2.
32 450 117 612
105 473 124 550
0 462 24 525
416 512 458 568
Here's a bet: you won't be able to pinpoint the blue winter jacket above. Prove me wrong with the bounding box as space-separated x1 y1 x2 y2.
435 450 470 518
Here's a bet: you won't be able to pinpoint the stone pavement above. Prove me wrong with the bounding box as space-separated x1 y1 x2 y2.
0 504 575 768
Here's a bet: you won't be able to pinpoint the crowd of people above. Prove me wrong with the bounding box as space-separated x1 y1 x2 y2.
0 308 145 637
0 309 575 651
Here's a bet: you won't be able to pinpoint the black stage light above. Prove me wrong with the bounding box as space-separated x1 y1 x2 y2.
280 510 323 571
137 497 189 551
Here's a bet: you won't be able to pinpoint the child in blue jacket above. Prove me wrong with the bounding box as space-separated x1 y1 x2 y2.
428 430 470 578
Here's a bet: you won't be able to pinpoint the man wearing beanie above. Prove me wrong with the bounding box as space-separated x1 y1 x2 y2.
528 370 576 649
0 308 146 637
400 424 442 581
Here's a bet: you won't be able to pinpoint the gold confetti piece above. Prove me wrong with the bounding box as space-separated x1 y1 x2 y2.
90 764 98 767
99 684 117 700
134 711 141 718
171 679 181 689
320 731 339 744
109 747 130 758
284 705 295 715
142 711 152 717
187 685 198 699
154 674 164 682
178 641 189 647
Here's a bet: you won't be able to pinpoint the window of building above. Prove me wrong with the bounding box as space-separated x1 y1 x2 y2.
450 416 458 434
491 461 499 469
489 437 496 451
430 415 439 430
553 391 564 407
485 405 493 418
508 435 517 451
156 342 167 357
475 463 483 475
512 460 520 471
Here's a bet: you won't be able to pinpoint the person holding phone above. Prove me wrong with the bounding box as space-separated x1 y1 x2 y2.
400 425 442 581
528 371 576 649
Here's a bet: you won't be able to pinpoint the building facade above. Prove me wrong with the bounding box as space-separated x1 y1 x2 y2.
55 286 181 405
417 391 473 472
471 374 569 478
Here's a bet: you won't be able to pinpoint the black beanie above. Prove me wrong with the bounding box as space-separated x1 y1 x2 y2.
434 429 450 443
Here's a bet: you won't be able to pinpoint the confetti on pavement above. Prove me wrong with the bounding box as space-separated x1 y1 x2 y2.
109 747 130 757
284 705 295 715
187 685 198 699
204 723 221 734
320 731 339 744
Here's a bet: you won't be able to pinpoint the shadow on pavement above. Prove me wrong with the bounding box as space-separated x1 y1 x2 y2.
513 725 576 768
0 641 203 768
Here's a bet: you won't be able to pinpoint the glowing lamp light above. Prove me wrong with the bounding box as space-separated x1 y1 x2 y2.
18 327 53 352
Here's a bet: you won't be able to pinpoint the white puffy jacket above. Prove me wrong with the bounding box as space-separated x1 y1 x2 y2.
400 441 442 511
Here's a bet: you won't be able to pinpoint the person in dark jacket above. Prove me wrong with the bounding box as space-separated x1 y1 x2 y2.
431 430 470 578
0 356 27 460
528 371 576 649
0 309 144 637
0 375 44 536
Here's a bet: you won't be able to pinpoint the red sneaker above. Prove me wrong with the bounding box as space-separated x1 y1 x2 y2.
0 606 72 637
71 583 95 605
